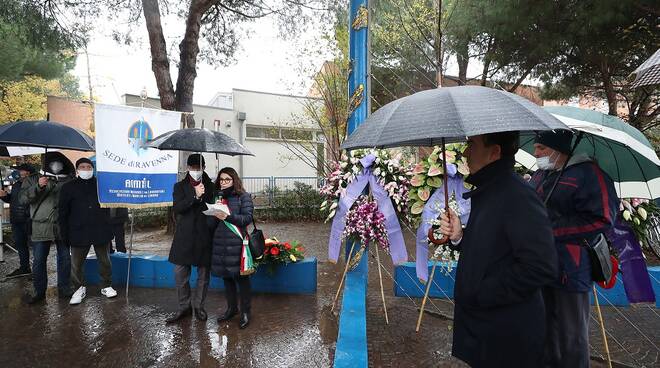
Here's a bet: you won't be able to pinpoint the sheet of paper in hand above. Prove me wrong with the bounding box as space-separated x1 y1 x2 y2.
203 203 231 217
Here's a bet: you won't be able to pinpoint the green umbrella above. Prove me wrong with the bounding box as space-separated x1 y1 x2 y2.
518 106 660 199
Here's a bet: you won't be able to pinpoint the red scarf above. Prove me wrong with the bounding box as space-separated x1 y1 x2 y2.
188 175 201 187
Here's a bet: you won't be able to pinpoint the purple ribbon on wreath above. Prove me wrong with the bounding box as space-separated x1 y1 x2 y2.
328 154 408 265
606 219 656 304
415 165 471 283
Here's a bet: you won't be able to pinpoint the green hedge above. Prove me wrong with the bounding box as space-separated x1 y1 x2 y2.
254 182 323 221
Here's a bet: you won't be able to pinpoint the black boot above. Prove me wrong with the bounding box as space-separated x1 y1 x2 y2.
216 308 238 323
194 307 208 321
166 307 192 324
239 313 250 329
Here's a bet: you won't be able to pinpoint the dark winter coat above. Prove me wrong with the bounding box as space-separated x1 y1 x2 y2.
451 158 558 368
168 173 215 267
109 208 129 225
209 188 254 278
1 179 30 224
58 176 113 248
530 154 618 292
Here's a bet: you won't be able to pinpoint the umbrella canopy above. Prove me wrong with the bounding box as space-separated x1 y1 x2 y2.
630 48 660 89
142 128 253 156
341 86 567 150
0 120 94 151
518 106 660 199
0 146 59 157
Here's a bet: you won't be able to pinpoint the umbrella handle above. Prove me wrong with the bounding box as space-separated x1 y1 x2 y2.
427 227 449 245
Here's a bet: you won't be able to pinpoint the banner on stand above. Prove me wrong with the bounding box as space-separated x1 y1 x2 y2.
94 103 180 207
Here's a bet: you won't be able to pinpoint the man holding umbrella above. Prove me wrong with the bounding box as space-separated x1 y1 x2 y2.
0 163 36 279
166 154 215 323
530 130 618 367
20 152 75 304
439 131 558 367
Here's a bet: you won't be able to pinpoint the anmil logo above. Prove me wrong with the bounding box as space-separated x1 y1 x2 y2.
127 117 153 156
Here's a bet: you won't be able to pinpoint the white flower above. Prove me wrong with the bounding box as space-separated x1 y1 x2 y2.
340 162 348 169
373 167 381 177
352 166 360 174
623 210 632 221
351 157 359 164
638 207 647 220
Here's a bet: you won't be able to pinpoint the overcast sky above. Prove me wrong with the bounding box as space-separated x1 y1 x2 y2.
72 14 487 107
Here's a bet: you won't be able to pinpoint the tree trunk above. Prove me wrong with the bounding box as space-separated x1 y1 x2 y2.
142 0 176 110
435 0 442 87
143 0 213 234
456 38 469 85
600 60 618 116
480 37 494 86
507 67 532 92
174 0 213 123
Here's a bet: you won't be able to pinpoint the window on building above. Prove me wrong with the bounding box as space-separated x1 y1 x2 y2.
246 125 319 142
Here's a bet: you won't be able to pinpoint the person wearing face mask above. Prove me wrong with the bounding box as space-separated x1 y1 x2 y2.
209 167 254 329
19 152 75 304
166 154 215 323
58 158 117 305
0 164 36 279
529 130 618 368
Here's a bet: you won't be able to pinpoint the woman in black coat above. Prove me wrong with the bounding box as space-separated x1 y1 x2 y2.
166 154 215 323
209 167 254 329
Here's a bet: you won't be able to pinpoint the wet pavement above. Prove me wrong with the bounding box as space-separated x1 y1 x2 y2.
1 221 658 367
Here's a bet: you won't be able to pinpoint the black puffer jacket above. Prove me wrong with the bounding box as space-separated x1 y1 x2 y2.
1 179 30 224
209 188 254 278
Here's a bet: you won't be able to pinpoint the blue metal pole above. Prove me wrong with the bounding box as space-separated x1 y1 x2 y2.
347 0 369 136
334 1 369 367
345 0 369 261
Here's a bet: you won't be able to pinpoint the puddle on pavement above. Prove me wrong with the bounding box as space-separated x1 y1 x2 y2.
209 332 228 358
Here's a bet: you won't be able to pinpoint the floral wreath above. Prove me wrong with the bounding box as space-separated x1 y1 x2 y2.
320 148 411 222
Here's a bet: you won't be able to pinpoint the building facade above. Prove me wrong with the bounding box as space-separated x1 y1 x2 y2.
123 88 324 181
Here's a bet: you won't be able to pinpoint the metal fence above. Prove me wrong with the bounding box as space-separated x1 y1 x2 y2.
243 176 324 207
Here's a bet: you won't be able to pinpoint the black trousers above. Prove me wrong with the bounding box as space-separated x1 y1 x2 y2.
112 223 126 252
222 276 251 314
543 287 590 368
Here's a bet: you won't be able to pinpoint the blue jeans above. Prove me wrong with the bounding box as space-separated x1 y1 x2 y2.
32 240 71 296
11 222 30 271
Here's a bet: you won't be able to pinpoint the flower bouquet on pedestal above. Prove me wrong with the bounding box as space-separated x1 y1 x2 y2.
341 195 389 269
620 198 660 250
320 148 410 223
255 237 306 275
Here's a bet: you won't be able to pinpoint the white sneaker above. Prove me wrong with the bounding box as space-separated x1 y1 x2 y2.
101 286 117 298
69 286 86 305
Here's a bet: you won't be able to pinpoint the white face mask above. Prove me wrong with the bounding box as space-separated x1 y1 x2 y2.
189 170 203 181
536 151 558 170
49 161 64 174
78 170 93 180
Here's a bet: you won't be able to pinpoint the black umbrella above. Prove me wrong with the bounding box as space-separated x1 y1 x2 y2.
630 48 660 89
0 120 95 151
341 86 567 150
142 128 253 156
